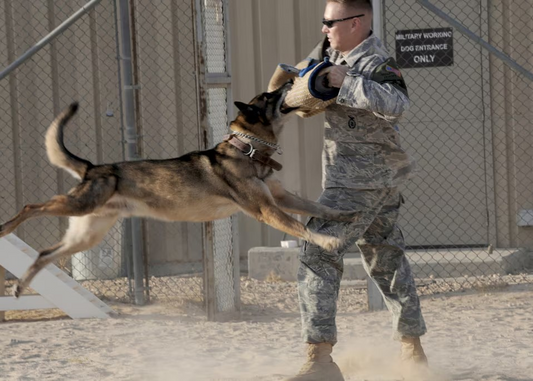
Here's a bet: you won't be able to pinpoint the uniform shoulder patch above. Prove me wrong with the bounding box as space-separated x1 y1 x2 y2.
371 58 408 96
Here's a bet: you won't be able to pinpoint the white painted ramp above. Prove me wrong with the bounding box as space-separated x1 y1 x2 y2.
0 234 113 319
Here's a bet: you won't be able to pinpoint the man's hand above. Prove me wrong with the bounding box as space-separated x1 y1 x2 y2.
326 65 350 88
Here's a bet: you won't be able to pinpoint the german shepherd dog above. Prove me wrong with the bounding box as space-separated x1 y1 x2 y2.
1 83 355 297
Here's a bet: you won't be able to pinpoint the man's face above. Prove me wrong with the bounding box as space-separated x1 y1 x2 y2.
322 2 363 53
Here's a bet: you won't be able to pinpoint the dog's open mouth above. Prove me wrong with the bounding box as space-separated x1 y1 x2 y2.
280 104 300 114
279 87 300 114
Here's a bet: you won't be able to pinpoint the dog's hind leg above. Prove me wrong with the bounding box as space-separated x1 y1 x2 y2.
13 213 119 298
0 176 117 238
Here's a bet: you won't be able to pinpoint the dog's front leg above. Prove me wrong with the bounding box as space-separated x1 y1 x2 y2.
265 178 359 221
233 179 343 252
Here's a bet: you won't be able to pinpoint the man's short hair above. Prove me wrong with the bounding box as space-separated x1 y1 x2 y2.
326 0 373 12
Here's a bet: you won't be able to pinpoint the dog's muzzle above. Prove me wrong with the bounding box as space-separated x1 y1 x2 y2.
282 57 339 118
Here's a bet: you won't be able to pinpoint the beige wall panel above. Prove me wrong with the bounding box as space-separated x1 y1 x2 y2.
0 0 126 255
230 1 265 251
478 0 497 250
505 0 533 248
230 1 258 104
1 0 531 271
173 2 200 154
54 0 100 236
384 0 489 246
13 1 60 249
488 0 512 247
256 0 301 246
231 0 533 251
401 120 488 246
133 1 187 265
134 1 176 159
68 5 99 168
132 0 203 267
488 0 533 248
294 1 327 203
91 2 124 165
231 0 327 256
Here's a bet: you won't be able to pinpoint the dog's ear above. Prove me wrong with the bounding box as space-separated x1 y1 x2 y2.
234 102 260 122
263 92 275 100
234 101 253 114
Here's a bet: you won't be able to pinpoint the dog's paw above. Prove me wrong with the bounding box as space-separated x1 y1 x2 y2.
334 210 360 222
313 234 343 253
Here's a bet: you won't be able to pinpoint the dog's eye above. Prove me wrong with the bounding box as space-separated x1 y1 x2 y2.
263 92 275 100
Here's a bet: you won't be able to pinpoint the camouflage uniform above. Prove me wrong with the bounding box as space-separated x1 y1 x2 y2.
298 33 427 344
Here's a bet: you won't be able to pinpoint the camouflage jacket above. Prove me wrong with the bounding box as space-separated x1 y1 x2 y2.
308 32 417 189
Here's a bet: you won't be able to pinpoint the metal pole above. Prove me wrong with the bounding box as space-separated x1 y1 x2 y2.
117 0 145 305
372 0 384 40
193 0 217 321
417 0 533 82
0 0 103 81
0 266 5 321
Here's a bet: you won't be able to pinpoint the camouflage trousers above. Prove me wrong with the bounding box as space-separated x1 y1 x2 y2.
298 187 427 344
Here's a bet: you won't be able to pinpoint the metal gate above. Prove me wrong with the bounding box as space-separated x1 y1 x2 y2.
0 0 238 321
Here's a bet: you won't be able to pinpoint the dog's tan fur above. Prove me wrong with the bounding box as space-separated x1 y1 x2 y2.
1 83 356 297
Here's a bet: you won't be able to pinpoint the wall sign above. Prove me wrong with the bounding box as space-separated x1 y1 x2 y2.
395 28 453 68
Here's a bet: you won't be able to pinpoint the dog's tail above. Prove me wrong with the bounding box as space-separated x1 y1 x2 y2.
45 102 93 180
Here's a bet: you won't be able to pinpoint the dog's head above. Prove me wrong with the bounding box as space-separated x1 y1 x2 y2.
232 82 299 141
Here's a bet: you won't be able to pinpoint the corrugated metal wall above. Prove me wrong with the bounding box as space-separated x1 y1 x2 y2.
384 0 492 247
229 0 328 257
0 0 204 273
229 0 533 258
0 0 122 254
487 0 533 248
0 0 531 268
129 0 204 275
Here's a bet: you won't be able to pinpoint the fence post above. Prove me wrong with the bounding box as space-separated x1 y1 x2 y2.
372 0 384 39
367 277 386 311
0 267 5 321
116 0 145 305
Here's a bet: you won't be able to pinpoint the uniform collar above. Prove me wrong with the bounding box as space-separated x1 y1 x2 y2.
328 31 386 67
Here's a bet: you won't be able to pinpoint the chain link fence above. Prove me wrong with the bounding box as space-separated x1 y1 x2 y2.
0 0 128 301
383 0 533 294
127 0 205 307
0 0 239 320
2 0 532 320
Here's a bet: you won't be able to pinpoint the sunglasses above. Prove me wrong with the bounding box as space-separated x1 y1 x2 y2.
322 14 365 28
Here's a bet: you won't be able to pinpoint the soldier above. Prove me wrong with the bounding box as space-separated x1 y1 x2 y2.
281 1 428 380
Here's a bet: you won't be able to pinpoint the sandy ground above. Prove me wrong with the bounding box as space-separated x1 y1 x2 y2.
1 282 533 381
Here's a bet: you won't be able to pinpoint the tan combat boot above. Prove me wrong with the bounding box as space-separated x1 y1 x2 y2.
285 343 345 381
400 336 428 365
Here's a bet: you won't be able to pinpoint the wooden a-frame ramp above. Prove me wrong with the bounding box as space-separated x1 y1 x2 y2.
0 234 113 319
